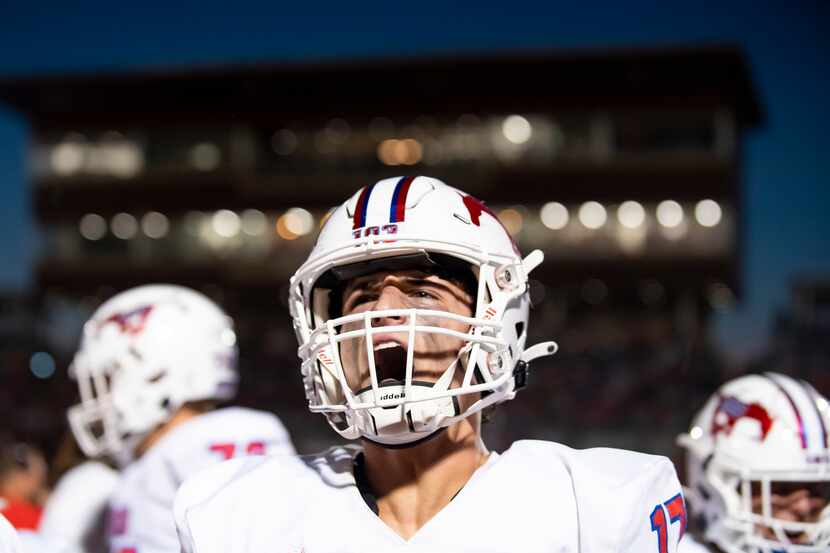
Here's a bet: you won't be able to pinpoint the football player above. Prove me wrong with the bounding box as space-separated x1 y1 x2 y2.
0 513 22 553
67 284 295 553
37 456 118 552
0 442 47 531
677 372 830 552
175 176 685 552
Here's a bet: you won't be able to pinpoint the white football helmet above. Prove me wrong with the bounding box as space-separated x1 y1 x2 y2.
67 284 238 463
678 373 830 553
289 176 557 447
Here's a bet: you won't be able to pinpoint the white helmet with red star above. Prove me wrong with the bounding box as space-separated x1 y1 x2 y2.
289 176 557 447
678 372 830 552
67 284 238 463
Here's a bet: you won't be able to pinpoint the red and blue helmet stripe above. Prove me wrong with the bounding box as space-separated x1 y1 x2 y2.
352 176 417 230
389 176 415 224
352 183 376 230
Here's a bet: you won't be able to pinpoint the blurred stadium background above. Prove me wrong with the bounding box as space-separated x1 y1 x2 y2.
0 4 827 477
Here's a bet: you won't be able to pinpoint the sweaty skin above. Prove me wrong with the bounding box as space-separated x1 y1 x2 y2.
339 269 490 540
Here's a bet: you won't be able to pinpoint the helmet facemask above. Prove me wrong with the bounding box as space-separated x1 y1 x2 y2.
289 177 558 447
705 461 830 553
67 359 124 462
296 251 548 446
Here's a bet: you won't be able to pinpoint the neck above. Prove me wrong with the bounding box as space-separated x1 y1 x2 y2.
134 406 202 458
361 414 489 539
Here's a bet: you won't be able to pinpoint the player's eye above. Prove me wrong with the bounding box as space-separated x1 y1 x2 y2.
410 289 438 300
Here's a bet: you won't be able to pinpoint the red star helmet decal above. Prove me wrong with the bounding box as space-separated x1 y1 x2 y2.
99 305 155 336
711 395 774 441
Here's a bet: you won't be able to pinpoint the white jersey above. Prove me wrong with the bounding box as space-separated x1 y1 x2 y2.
176 439 684 553
678 534 713 553
109 407 294 553
0 514 21 553
17 530 84 553
39 461 119 553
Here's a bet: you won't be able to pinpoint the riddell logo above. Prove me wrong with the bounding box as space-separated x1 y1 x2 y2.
379 391 405 401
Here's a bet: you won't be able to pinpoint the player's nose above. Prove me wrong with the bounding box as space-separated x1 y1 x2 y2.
371 285 409 324
787 491 814 518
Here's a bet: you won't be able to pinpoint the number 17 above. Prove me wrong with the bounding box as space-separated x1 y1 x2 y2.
650 493 686 553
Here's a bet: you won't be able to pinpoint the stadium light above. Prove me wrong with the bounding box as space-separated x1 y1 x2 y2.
578 201 607 229
190 143 221 171
695 199 722 227
656 200 684 228
540 202 569 230
212 210 240 238
111 213 138 240
241 209 267 236
502 115 532 144
79 214 107 240
617 201 645 229
141 212 169 239
497 208 523 236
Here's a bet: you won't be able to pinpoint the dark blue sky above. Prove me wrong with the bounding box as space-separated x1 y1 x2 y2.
0 2 827 356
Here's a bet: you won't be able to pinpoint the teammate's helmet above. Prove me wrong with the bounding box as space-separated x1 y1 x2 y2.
677 373 830 553
67 284 238 463
289 176 557 446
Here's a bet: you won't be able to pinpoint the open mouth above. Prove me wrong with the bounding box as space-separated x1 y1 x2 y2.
783 529 807 543
372 342 407 385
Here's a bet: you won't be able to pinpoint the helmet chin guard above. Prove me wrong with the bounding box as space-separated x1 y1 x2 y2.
290 176 557 446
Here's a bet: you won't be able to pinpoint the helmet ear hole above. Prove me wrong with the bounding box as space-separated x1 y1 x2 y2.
515 322 525 339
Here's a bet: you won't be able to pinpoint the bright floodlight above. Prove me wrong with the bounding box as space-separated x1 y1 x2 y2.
540 202 569 230
656 200 684 228
283 207 314 236
79 214 107 240
695 199 722 227
617 201 645 229
502 115 532 144
578 201 607 229
241 209 267 236
141 212 169 239
51 142 85 176
212 210 240 238
106 141 143 178
497 208 523 236
111 213 138 240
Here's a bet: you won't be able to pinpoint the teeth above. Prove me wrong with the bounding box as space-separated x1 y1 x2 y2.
374 342 401 351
